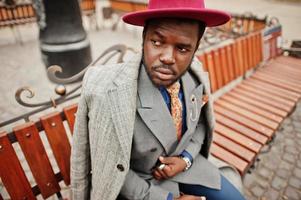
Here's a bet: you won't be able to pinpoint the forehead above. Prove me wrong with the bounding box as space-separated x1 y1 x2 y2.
145 18 199 41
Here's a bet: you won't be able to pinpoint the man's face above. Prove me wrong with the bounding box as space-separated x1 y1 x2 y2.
143 19 200 88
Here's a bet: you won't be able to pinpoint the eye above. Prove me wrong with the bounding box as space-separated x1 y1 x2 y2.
177 46 189 53
151 40 161 46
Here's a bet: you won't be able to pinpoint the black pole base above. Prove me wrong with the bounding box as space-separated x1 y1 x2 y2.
41 38 92 80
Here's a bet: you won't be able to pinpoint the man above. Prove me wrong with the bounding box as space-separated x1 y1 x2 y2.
71 0 245 199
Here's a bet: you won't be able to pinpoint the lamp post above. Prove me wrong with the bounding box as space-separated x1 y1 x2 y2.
35 0 92 79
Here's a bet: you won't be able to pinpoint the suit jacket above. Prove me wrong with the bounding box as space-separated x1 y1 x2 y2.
120 65 220 200
71 53 217 200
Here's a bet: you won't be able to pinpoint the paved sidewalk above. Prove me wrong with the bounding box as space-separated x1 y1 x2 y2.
243 102 301 200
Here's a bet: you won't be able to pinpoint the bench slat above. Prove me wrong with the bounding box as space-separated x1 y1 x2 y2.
210 143 249 175
228 89 289 117
204 51 218 92
214 104 274 139
63 104 78 134
225 45 236 81
13 122 61 199
242 38 250 71
212 50 224 90
233 87 292 112
215 113 268 144
237 84 295 108
41 112 71 186
213 132 256 163
258 68 301 85
255 70 301 89
216 99 279 130
0 132 36 200
275 56 301 68
242 79 299 102
221 94 283 123
252 73 301 94
215 123 262 153
218 47 230 85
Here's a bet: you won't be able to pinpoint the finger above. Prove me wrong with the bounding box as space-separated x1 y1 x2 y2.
159 156 176 165
162 164 173 177
157 168 169 179
153 170 162 180
200 196 206 200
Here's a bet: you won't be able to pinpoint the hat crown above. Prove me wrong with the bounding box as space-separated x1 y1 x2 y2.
148 0 205 10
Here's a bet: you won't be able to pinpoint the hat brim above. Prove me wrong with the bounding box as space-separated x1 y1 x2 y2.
122 8 231 27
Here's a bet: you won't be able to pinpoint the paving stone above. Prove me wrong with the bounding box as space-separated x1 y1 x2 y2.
293 168 301 179
284 146 299 155
262 188 280 200
276 168 291 179
288 177 301 189
278 160 294 171
271 176 287 190
257 167 273 180
250 185 265 197
284 186 300 200
282 153 296 164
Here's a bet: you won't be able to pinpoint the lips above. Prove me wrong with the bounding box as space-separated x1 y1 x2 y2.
153 67 174 81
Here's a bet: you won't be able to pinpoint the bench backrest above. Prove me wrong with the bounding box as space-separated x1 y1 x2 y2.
0 104 77 199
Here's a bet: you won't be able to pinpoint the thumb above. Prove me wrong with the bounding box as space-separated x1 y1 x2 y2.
159 156 176 164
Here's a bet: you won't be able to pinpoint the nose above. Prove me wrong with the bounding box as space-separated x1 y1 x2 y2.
159 46 175 65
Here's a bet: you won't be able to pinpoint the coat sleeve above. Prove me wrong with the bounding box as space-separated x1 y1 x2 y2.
71 69 92 200
120 169 171 200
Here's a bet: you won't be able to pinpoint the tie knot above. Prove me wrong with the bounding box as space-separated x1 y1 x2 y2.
167 82 181 98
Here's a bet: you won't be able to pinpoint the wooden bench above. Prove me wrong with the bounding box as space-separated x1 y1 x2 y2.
1 55 300 199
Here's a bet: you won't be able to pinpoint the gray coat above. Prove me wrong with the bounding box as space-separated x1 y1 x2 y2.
71 53 218 200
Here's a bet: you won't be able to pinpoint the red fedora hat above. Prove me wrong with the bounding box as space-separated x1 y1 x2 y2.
122 0 231 27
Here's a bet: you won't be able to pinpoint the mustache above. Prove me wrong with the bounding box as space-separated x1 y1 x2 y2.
152 64 172 70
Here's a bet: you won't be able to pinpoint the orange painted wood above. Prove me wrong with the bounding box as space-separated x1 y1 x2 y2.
227 90 288 118
237 83 295 108
230 43 240 78
110 0 134 12
214 113 268 145
236 39 245 76
216 99 279 130
252 73 301 93
204 51 218 92
275 56 301 68
242 37 250 72
214 104 274 139
225 45 235 81
257 32 263 62
254 69 301 87
221 94 283 123
210 143 249 175
243 79 299 102
13 122 60 199
233 87 292 113
41 112 71 186
212 50 224 90
214 123 262 153
197 54 208 71
63 104 78 134
219 47 230 85
262 64 301 80
213 133 256 163
0 132 36 200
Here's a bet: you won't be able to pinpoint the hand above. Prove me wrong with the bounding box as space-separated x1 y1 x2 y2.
153 156 186 180
175 194 206 200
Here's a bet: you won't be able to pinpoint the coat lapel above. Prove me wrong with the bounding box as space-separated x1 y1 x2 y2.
137 66 178 155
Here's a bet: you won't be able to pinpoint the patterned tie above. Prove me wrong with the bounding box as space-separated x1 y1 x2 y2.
167 82 183 141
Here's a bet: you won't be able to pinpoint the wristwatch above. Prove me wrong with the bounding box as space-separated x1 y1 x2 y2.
180 156 192 171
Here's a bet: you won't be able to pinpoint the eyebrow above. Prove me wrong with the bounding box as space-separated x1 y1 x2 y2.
153 30 193 49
